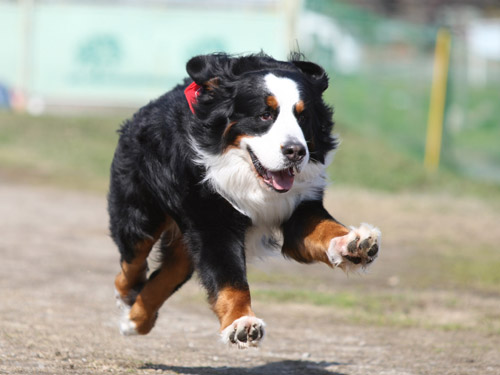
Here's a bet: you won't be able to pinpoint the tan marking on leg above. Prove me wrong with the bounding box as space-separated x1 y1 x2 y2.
129 234 193 334
283 218 349 266
212 287 254 331
114 240 150 300
114 222 168 301
303 219 349 264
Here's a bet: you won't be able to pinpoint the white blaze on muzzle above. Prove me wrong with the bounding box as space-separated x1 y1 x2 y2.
242 74 309 192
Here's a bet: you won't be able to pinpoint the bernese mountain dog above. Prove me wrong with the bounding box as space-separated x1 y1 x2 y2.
109 52 381 348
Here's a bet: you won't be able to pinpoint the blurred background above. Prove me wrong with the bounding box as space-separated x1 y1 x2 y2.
1 0 500 348
0 0 499 192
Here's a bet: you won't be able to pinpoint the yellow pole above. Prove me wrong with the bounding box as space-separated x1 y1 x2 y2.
424 28 452 172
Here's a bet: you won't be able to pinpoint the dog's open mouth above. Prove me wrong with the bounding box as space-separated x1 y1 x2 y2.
248 148 295 193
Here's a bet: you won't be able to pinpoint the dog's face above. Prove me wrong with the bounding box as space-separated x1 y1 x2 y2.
186 53 336 221
226 72 310 193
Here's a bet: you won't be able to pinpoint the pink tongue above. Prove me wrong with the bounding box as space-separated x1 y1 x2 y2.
270 170 294 191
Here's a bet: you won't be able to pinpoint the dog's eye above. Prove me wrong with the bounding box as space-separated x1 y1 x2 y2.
260 112 272 121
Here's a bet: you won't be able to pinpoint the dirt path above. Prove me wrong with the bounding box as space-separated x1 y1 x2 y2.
0 183 499 375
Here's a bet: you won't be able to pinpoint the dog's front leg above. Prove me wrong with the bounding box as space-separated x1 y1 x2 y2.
188 226 265 348
211 286 265 348
282 200 381 272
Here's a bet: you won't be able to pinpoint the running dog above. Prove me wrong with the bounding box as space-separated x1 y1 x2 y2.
109 52 381 348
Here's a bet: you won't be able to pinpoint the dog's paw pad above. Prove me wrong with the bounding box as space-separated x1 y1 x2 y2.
221 316 265 349
328 223 381 271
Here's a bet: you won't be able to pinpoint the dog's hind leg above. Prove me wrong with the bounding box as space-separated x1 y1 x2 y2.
121 227 194 335
113 218 168 310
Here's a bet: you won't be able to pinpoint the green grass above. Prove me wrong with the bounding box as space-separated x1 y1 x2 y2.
327 74 430 160
0 111 126 191
329 125 500 201
326 73 500 201
1 110 499 201
252 288 419 327
253 289 360 307
408 244 500 292
445 251 500 289
251 287 499 332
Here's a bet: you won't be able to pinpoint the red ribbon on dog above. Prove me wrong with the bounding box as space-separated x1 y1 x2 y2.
184 82 202 114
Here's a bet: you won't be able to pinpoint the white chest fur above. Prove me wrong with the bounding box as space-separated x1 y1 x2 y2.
200 147 328 226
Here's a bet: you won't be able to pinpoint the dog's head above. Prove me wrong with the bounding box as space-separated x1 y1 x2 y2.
186 53 336 195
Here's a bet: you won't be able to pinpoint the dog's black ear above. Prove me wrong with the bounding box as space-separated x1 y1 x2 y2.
185 54 234 125
186 54 230 86
291 60 329 92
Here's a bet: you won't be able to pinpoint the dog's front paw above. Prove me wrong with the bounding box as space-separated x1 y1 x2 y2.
327 223 381 271
220 316 265 349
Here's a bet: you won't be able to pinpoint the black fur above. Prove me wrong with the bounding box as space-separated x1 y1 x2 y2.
108 52 337 303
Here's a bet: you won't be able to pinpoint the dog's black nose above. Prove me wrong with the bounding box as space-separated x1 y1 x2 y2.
282 142 306 162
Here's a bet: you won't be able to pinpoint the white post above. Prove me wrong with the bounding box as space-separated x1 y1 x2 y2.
18 0 35 111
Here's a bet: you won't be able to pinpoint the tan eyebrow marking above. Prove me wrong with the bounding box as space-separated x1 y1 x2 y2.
295 100 305 114
204 77 220 91
266 95 279 111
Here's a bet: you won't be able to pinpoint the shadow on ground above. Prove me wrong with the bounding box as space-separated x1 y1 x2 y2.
141 360 347 375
